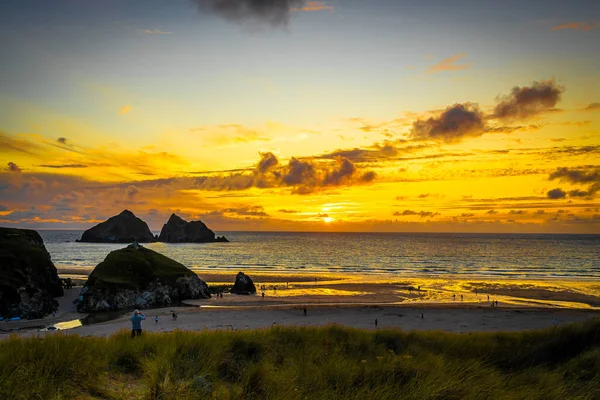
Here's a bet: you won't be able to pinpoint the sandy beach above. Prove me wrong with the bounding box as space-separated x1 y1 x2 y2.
2 271 600 338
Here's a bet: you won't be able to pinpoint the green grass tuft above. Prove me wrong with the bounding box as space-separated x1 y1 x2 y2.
1 319 599 399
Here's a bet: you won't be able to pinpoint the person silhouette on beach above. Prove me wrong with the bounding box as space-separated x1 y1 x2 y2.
172 312 178 321
130 310 146 338
453 294 456 301
303 307 307 316
375 318 378 327
262 292 265 299
461 295 463 301
155 316 159 323
487 295 490 302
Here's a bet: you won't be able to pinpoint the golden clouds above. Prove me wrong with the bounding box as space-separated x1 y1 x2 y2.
552 22 600 31
426 54 471 74
290 2 333 12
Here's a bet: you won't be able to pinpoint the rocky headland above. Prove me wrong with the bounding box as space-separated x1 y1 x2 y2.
78 210 156 243
158 213 228 243
0 227 64 319
76 243 211 312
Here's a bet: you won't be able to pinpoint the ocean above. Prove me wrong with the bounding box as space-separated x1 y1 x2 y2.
39 231 600 281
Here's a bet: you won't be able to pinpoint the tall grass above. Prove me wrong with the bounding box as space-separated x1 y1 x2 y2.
1 318 599 399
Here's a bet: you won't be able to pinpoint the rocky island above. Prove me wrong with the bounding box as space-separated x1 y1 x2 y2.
0 227 63 319
78 210 156 243
230 271 256 295
76 243 210 312
158 213 228 243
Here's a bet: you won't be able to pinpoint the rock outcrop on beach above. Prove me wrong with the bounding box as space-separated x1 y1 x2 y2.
78 210 156 243
230 272 256 295
0 227 64 319
158 213 228 243
76 243 210 312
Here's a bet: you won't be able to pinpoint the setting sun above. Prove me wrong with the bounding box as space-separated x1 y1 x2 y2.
323 217 335 224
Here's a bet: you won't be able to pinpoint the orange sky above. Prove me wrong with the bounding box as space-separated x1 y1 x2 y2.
1 1 599 233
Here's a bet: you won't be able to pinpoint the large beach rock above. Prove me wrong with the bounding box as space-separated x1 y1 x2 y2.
158 213 228 243
78 210 156 243
230 272 256 295
76 243 210 312
0 227 63 319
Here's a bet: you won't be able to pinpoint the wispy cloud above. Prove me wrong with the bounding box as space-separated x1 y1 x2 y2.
552 22 600 31
137 29 172 35
192 124 271 146
426 53 471 74
290 1 333 12
119 105 131 115
582 102 600 111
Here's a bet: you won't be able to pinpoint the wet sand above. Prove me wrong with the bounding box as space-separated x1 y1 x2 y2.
2 271 600 338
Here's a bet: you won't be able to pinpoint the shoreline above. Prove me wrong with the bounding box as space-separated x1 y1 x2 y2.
4 270 600 337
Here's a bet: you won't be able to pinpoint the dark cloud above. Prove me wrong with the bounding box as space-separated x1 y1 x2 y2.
583 102 600 111
57 137 68 144
393 210 440 218
278 209 299 213
322 158 355 185
37 164 88 169
317 142 429 163
7 162 21 173
191 0 306 27
194 152 376 194
0 131 44 156
210 205 270 217
492 79 564 121
549 167 600 184
548 166 600 197
256 151 278 174
410 103 485 142
486 209 498 214
568 189 591 198
547 188 567 199
282 157 317 186
460 213 475 217
509 210 526 215
360 171 377 182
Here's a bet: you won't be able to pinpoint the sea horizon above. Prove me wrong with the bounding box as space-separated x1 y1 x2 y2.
37 230 600 282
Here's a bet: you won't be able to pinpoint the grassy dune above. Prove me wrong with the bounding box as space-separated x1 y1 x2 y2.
1 319 599 400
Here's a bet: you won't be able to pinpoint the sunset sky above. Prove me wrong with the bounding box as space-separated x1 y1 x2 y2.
1 0 599 233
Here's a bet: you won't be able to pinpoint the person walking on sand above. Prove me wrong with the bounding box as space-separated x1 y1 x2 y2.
155 315 159 323
303 307 307 316
130 310 146 338
172 312 178 321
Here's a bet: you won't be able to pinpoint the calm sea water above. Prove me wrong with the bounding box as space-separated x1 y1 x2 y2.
38 231 600 280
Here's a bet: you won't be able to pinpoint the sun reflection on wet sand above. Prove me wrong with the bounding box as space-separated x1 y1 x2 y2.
197 269 600 310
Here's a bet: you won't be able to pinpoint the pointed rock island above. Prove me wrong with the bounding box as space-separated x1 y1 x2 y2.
78 210 156 243
76 243 210 312
0 227 64 319
158 213 228 243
